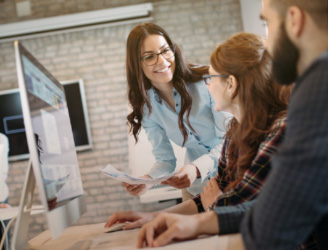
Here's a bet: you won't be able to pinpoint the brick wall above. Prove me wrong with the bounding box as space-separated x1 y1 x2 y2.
0 0 158 24
0 0 243 239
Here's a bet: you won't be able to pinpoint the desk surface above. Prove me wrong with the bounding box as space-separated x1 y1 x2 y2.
27 223 245 250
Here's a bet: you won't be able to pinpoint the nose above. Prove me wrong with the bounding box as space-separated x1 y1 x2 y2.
156 53 168 65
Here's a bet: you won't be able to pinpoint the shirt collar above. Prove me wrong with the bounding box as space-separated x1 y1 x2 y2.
151 87 179 104
152 87 162 104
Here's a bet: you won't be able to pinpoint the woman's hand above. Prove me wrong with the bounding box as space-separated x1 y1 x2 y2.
200 177 222 211
105 211 156 230
122 175 154 196
161 164 199 189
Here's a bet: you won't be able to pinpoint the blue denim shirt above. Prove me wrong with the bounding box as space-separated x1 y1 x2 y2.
142 80 231 195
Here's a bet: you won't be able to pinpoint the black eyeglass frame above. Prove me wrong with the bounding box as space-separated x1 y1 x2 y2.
202 74 230 85
141 45 176 66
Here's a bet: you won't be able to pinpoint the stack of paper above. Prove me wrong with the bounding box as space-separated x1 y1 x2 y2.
100 164 177 185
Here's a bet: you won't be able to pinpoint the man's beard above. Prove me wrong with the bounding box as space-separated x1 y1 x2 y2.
272 23 300 85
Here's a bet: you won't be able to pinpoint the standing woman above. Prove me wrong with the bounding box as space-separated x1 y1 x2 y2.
124 23 229 200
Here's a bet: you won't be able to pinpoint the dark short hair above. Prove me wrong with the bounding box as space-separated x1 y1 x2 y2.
269 0 328 30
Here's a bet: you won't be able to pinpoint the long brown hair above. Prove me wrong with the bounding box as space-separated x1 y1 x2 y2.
126 22 208 145
210 32 290 190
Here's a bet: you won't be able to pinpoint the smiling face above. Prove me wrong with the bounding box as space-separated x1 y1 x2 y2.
140 35 176 90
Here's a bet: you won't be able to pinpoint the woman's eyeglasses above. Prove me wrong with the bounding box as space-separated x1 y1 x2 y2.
202 74 230 85
141 45 175 66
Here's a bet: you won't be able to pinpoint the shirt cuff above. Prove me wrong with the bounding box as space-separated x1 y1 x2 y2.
213 202 254 235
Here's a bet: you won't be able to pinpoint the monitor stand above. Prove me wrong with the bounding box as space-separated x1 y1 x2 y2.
11 159 36 250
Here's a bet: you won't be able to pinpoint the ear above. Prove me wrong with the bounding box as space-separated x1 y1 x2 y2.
227 75 238 98
285 6 305 39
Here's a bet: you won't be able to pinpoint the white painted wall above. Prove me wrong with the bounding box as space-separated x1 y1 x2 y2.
239 0 266 37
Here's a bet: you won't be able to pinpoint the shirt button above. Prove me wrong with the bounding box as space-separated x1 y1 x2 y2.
208 150 211 152
190 132 192 135
176 104 178 107
173 92 177 96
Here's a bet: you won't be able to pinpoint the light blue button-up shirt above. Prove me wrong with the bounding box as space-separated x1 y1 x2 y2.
142 80 231 195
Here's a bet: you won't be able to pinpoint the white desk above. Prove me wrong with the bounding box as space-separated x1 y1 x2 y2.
0 205 44 221
140 186 182 203
27 223 245 250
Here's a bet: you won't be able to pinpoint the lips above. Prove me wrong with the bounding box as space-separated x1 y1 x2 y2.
154 66 170 73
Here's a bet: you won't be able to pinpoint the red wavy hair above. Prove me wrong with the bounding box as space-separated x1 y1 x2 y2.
210 32 291 190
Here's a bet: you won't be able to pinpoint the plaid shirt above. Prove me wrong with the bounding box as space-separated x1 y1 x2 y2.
193 115 287 212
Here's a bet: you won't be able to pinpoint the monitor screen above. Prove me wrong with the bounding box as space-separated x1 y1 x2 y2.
0 79 92 162
12 41 87 248
18 43 85 205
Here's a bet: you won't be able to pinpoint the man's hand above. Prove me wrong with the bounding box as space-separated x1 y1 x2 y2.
200 177 222 210
137 212 219 248
161 164 199 189
122 175 154 196
105 211 156 230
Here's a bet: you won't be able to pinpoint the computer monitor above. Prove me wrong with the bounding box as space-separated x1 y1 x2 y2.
11 41 87 249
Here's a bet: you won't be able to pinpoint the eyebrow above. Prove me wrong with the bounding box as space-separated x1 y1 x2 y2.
142 43 169 54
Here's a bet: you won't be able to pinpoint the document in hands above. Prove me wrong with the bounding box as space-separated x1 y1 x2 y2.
100 164 178 185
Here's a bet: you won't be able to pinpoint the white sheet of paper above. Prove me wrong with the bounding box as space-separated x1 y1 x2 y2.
100 164 177 185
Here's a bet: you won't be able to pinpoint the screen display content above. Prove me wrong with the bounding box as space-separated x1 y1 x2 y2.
20 51 84 208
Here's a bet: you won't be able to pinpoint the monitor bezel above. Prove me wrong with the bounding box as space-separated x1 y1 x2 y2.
12 40 87 247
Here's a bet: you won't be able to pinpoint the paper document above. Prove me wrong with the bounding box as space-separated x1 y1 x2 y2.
100 164 177 185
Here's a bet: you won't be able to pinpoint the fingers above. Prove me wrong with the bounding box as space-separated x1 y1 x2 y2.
152 225 177 247
166 180 190 189
203 184 207 193
137 215 167 248
168 172 186 181
164 174 191 189
105 211 135 228
137 224 147 248
125 184 146 196
122 183 142 192
145 224 155 247
210 177 218 187
123 219 143 230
